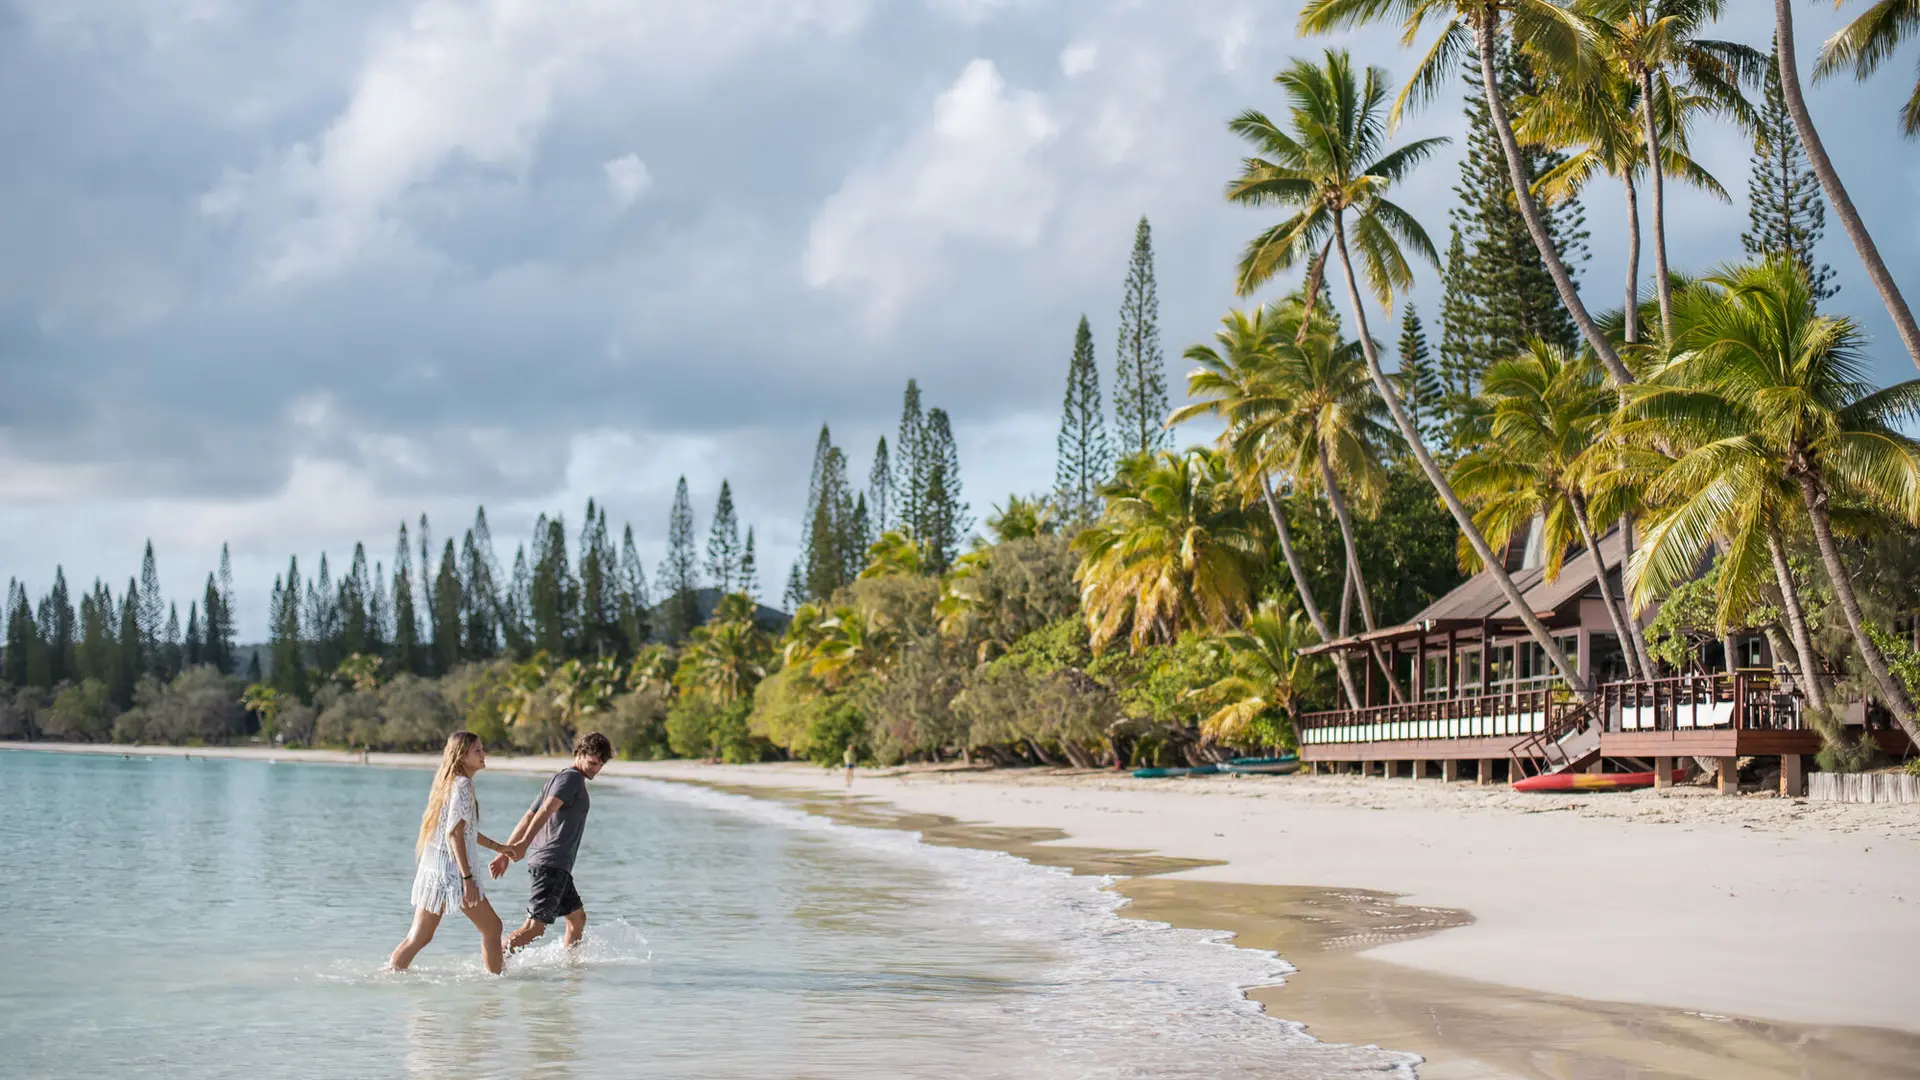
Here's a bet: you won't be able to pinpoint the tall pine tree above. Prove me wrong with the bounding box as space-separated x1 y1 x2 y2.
431 539 462 674
391 523 423 675
920 408 970 572
893 384 927 542
739 527 760 604
1113 216 1168 460
867 439 892 534
616 524 651 651
705 480 744 593
1396 303 1444 444
659 478 702 641
271 557 305 697
1439 49 1586 427
530 515 576 656
185 601 203 669
804 448 857 601
1055 313 1110 519
576 501 619 657
137 541 163 673
1744 35 1836 303
113 579 141 707
45 568 75 686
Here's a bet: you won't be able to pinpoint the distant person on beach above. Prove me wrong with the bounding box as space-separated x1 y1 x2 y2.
843 742 855 788
493 732 610 954
389 732 514 975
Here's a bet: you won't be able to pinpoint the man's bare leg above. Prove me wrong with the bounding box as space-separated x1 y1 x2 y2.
562 907 586 948
504 917 546 953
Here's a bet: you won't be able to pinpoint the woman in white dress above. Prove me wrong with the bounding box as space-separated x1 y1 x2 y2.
389 731 514 974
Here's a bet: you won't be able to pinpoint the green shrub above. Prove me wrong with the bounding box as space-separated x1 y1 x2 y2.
803 697 870 767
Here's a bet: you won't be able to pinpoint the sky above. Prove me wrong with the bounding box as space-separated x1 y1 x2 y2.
1 0 1916 639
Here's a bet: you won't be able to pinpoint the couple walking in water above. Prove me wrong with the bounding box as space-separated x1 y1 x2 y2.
388 730 611 975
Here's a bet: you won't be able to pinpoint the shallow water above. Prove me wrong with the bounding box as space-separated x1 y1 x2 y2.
0 751 1413 1078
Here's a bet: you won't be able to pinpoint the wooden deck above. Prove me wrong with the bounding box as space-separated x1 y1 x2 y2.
1297 672 1906 765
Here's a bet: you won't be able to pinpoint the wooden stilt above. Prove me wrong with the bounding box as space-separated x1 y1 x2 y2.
1654 756 1674 789
1441 759 1459 782
1717 756 1740 795
1476 758 1494 786
1781 754 1805 797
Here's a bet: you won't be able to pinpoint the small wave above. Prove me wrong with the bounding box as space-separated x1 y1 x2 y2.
315 918 650 985
618 778 1420 1079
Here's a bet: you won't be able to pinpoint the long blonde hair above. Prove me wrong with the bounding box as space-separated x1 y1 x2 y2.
416 731 482 858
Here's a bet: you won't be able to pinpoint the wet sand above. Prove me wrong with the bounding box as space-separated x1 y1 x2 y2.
14 743 1920 1077
754 782 1920 1080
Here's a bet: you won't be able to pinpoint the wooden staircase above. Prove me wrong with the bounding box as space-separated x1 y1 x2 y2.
1509 697 1603 779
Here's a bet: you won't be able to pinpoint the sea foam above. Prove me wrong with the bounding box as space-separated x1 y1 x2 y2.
619 778 1419 1079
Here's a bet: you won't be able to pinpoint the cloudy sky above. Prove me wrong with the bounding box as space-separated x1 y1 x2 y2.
2 0 1915 637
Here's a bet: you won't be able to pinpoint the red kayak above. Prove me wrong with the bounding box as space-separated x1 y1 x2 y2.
1512 769 1686 793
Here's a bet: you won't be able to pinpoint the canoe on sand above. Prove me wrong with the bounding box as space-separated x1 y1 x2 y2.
1511 769 1685 793
1219 756 1300 775
1131 764 1222 779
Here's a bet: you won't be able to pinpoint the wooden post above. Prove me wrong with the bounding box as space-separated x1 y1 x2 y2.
1717 756 1740 795
1780 754 1805 797
1654 756 1674 789
1365 650 1374 708
1441 759 1459 782
1415 635 1426 701
1476 758 1494 785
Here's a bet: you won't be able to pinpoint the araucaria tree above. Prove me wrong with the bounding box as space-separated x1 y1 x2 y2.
1113 216 1169 460
659 477 702 642
1225 47 1585 692
1743 35 1835 303
1055 314 1111 519
920 407 970 572
706 480 744 593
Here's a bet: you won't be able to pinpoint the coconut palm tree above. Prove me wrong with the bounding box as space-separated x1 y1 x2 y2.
1773 0 1920 370
676 614 772 704
1226 47 1589 693
1300 0 1637 388
1072 450 1267 655
1171 305 1363 708
1200 600 1318 746
1816 0 1920 136
984 495 1058 543
1575 0 1762 340
1453 341 1645 680
1628 255 1920 739
1515 54 1728 345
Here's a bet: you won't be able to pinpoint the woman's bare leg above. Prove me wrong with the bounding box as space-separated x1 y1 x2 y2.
389 907 442 970
462 898 505 974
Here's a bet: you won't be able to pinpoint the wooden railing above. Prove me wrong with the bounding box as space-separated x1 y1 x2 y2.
1300 671 1806 746
1509 697 1601 776
1599 672 1803 734
1299 686 1563 744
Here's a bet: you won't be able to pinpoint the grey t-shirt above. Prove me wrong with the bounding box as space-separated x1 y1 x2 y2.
524 767 590 871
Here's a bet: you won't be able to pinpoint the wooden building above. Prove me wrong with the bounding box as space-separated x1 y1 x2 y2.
1295 528 1909 793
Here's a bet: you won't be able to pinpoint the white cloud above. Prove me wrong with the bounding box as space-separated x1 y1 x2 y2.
604 153 653 208
229 0 872 282
1059 40 1098 78
803 59 1059 325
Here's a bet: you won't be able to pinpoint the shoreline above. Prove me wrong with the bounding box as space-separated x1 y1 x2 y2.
12 742 1920 1078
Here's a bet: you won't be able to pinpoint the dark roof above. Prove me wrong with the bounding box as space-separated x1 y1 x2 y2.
1302 528 1626 655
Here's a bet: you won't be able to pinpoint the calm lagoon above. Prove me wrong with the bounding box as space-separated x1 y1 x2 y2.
0 751 1410 1078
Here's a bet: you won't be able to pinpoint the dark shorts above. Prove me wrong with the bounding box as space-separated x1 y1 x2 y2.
526 865 583 925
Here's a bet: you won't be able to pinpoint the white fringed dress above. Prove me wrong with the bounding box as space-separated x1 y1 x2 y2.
410 774 483 915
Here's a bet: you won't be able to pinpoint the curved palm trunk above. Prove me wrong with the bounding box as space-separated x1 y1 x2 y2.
1260 478 1363 710
1765 526 1828 712
1317 447 1405 702
1570 496 1641 682
1773 0 1920 371
1623 176 1641 345
1332 216 1589 695
1792 469 1919 739
1619 515 1658 676
1638 69 1674 340
1474 17 1635 388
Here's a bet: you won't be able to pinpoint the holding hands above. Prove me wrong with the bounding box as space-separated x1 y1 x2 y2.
488 841 528 879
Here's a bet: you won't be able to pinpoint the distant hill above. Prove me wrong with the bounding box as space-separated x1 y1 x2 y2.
650 588 791 640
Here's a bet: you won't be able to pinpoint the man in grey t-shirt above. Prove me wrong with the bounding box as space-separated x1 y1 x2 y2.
492 731 610 952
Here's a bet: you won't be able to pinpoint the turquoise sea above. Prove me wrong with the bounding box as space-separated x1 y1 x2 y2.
0 751 1412 1078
